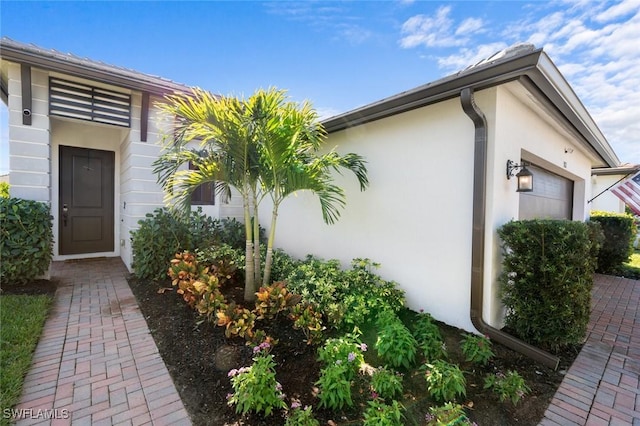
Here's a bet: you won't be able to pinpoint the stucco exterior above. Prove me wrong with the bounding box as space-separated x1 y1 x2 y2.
1 39 622 339
261 62 616 333
0 39 244 271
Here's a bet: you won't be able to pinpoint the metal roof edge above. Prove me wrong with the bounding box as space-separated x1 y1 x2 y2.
0 37 192 97
529 52 619 168
592 164 639 176
321 49 543 133
322 47 620 169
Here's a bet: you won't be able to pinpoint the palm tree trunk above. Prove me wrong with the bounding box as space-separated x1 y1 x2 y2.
252 188 262 289
243 182 256 302
262 202 278 286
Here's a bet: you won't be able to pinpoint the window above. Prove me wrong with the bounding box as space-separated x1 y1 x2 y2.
189 162 215 205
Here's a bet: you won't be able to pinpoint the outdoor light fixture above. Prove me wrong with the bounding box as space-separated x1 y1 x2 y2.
506 160 533 192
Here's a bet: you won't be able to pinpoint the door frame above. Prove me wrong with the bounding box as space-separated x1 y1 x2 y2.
51 138 121 261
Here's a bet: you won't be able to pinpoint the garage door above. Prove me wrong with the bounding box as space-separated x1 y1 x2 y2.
519 166 573 220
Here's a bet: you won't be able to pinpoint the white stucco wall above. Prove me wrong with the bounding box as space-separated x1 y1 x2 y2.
263 82 599 333
481 84 595 326
6 63 51 202
260 97 478 331
590 174 628 213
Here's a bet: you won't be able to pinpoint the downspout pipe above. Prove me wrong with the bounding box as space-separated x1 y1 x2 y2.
460 87 560 371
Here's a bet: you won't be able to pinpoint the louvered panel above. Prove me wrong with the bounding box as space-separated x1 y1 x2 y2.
49 78 131 127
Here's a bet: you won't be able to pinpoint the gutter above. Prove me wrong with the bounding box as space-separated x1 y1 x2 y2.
460 87 560 371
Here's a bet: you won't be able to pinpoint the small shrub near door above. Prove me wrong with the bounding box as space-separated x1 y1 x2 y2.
589 211 636 273
498 220 598 351
0 198 53 284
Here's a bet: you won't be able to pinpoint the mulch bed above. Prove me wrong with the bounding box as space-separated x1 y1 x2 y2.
126 276 580 426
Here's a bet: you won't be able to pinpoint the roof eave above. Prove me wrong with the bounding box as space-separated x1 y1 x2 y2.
322 49 543 133
322 48 619 169
0 41 190 97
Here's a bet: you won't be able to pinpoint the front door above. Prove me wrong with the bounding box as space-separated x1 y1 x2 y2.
59 146 115 255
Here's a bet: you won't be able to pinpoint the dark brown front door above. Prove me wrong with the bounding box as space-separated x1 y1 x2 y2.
59 146 115 255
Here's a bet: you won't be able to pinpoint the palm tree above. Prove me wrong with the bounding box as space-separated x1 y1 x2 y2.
153 88 262 301
250 88 369 286
153 87 369 300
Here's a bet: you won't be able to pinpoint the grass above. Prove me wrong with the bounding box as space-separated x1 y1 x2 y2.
618 250 640 279
0 294 52 423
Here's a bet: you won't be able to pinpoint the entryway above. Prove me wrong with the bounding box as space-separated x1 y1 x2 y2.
59 146 115 255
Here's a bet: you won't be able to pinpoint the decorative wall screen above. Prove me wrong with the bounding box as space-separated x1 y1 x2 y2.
49 78 131 127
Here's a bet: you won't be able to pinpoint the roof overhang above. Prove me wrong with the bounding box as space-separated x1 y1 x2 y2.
0 37 191 97
592 164 639 176
322 47 619 169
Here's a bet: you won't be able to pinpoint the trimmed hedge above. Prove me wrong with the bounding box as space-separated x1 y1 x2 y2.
589 211 636 273
0 198 53 284
497 220 599 351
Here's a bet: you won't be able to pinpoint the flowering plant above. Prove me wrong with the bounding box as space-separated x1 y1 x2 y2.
460 333 494 365
484 370 530 405
227 346 286 416
424 359 466 402
284 401 320 426
315 362 353 410
425 402 475 425
370 367 403 400
316 330 366 380
363 397 404 426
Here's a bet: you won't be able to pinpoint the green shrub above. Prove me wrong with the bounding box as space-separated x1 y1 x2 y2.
285 257 405 329
460 333 494 366
131 207 228 281
131 208 191 281
590 211 636 273
285 403 319 426
412 312 447 362
227 351 287 416
498 220 597 350
424 360 466 402
484 370 530 405
0 182 9 198
197 244 245 286
316 362 353 410
317 331 366 381
0 198 53 284
363 399 404 426
371 367 404 400
375 310 417 369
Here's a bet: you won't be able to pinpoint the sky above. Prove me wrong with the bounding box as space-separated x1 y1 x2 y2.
1 0 639 174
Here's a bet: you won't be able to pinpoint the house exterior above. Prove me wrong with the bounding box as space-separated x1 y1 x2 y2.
260 44 620 349
0 37 242 271
1 39 623 364
590 164 639 214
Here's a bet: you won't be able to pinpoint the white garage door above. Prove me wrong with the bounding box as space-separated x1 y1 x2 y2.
519 166 573 220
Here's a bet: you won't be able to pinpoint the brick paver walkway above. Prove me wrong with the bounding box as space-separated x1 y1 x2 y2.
541 274 640 426
13 258 191 426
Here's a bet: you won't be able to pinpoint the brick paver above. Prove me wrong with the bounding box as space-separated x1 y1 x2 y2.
12 258 191 425
541 275 640 426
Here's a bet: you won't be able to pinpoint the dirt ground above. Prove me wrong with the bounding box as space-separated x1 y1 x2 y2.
126 276 580 426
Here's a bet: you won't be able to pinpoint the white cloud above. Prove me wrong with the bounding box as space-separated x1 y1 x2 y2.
437 42 508 71
316 107 343 120
399 1 640 163
337 24 373 45
594 0 639 22
456 17 484 36
399 6 465 48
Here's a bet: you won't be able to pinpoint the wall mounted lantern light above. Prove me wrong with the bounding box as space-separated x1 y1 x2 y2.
506 160 533 192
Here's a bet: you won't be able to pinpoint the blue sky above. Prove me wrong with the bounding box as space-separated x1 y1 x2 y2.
1 0 639 174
